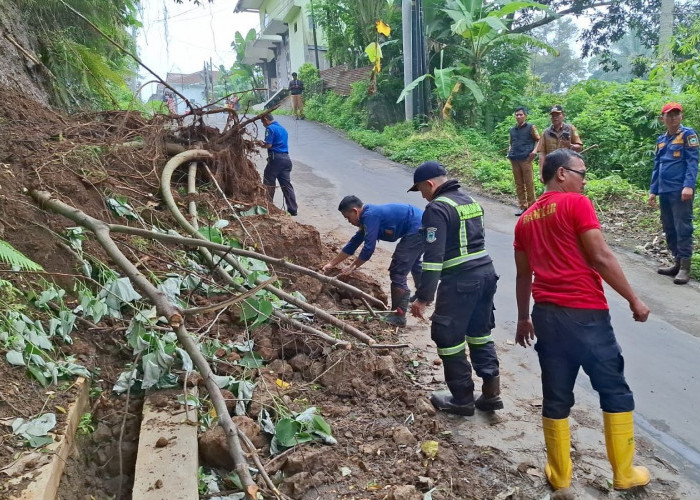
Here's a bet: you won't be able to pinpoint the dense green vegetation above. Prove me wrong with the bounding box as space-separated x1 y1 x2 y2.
291 0 700 275
21 0 142 110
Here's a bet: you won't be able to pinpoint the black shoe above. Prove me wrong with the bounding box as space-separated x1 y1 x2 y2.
515 209 525 216
430 390 475 416
288 211 297 216
475 394 504 411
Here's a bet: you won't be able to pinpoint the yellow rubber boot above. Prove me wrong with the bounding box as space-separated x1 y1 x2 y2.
603 411 650 489
543 417 572 489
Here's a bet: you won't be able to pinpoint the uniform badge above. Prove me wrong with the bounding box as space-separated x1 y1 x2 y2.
425 227 437 243
688 134 699 147
674 150 681 157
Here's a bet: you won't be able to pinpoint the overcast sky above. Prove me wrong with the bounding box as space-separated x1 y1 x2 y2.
136 0 258 97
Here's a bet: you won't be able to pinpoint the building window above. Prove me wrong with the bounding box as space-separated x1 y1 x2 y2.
294 22 297 33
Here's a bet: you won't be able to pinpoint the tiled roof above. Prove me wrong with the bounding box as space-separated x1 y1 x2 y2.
165 70 221 86
320 65 372 96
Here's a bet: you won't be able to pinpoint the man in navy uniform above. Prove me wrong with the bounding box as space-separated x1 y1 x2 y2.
409 161 502 415
322 196 423 327
649 102 698 285
260 114 298 216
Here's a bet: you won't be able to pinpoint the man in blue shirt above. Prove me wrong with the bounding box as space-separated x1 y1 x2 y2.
649 102 698 284
322 196 424 327
260 114 298 216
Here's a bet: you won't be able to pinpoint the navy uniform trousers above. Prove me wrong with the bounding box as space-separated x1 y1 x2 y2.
532 303 634 419
431 262 500 402
263 152 298 215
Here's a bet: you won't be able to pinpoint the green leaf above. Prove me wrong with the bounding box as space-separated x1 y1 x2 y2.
107 198 138 219
455 76 485 103
6 350 25 366
198 226 225 244
0 239 43 271
141 354 162 389
434 67 457 100
240 299 261 322
311 414 332 435
364 42 382 63
27 435 54 448
240 206 268 216
237 352 264 368
27 365 48 386
275 418 303 448
113 369 138 393
397 73 432 103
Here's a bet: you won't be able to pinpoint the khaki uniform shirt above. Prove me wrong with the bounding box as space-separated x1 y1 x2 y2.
538 123 582 155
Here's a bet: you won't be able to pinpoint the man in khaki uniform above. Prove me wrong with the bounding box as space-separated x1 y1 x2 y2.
537 105 582 181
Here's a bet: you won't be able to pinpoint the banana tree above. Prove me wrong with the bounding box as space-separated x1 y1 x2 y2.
400 0 558 119
230 29 263 90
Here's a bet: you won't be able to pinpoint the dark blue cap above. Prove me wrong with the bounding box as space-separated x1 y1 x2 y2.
408 161 447 191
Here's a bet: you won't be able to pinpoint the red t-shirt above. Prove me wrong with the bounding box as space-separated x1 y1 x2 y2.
513 191 608 309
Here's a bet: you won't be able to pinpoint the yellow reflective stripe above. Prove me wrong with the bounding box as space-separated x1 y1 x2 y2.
434 196 457 207
422 262 443 271
437 340 467 357
467 334 494 345
442 249 488 269
459 221 467 252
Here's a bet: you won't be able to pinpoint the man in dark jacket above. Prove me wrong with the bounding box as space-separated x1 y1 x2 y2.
322 196 423 327
508 107 540 216
408 161 502 415
288 72 304 120
649 102 698 284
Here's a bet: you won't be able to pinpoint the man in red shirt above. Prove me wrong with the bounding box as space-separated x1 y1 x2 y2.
513 148 650 493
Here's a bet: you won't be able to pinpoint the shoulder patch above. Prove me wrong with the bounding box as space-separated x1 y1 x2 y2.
425 227 437 243
687 134 699 147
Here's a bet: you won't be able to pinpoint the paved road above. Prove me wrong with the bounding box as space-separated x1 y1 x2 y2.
234 114 700 486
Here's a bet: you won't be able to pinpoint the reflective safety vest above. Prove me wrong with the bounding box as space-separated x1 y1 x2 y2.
422 196 489 272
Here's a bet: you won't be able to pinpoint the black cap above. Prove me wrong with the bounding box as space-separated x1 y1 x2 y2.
549 105 564 114
408 161 447 192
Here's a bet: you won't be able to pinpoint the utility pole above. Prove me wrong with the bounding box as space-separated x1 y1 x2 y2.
203 61 209 104
402 0 413 121
310 0 321 69
402 0 429 122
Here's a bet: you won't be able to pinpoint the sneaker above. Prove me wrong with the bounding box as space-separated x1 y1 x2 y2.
515 209 525 216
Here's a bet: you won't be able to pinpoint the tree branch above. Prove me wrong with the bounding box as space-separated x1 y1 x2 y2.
30 189 259 499
509 2 614 34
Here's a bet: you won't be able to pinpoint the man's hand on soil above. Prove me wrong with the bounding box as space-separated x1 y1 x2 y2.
321 263 334 274
410 300 428 319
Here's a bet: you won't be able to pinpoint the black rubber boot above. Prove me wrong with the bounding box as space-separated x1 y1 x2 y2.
431 390 475 416
658 259 680 276
431 355 475 416
475 376 504 411
674 258 692 285
384 286 409 327
409 271 422 303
